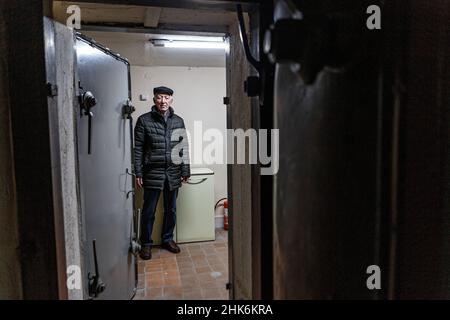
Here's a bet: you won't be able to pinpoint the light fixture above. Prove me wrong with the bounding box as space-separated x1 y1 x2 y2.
164 41 227 49
150 38 228 50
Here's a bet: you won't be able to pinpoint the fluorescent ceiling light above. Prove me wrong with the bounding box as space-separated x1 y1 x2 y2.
165 41 227 49
151 39 228 50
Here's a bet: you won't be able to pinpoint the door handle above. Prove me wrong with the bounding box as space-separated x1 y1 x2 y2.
78 89 97 154
126 168 136 178
88 239 106 299
122 99 135 120
185 178 207 185
129 209 141 256
126 168 136 199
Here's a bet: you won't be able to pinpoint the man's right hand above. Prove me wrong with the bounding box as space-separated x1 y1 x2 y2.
136 177 143 188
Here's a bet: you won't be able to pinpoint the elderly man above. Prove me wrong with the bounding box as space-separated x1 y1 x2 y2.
134 86 190 260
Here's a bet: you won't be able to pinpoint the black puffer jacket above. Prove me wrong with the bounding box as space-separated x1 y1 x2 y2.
134 106 190 190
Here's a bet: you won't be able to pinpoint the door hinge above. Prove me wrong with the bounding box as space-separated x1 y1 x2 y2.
226 282 231 290
46 82 58 97
223 97 230 105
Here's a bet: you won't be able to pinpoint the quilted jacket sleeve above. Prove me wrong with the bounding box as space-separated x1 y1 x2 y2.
180 119 191 178
134 116 145 178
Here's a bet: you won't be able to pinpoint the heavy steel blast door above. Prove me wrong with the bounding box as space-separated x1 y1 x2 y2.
270 1 382 299
76 36 136 300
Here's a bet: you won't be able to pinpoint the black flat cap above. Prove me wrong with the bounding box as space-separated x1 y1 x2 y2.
153 86 174 96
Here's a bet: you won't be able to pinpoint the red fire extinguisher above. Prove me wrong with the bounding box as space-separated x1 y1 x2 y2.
223 199 229 231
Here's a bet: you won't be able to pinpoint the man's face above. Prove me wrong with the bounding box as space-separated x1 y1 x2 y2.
154 93 173 113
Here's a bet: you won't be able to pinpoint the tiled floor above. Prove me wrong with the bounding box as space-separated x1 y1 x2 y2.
134 229 229 300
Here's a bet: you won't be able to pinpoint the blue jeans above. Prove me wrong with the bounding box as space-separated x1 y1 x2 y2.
140 179 179 246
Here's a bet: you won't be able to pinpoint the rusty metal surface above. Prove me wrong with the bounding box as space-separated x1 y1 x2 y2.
272 0 450 299
273 0 381 299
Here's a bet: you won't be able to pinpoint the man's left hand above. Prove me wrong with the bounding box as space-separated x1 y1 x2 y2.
181 176 189 183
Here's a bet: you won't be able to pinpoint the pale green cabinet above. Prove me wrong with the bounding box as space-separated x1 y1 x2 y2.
136 168 215 245
176 168 215 243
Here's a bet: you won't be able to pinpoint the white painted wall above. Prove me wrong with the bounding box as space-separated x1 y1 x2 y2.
131 66 228 221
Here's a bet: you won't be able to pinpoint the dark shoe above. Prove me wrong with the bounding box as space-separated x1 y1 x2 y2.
162 240 180 254
139 246 152 260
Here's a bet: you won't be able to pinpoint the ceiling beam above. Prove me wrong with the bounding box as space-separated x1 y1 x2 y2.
71 0 259 12
81 23 228 36
143 7 161 27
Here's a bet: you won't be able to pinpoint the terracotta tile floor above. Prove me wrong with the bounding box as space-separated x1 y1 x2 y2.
134 229 229 300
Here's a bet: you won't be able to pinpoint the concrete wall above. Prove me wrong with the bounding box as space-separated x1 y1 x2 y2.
1 15 84 299
227 19 253 300
54 21 84 300
0 3 22 300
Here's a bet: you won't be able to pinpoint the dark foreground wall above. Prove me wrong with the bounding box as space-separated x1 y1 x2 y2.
1 0 63 299
0 0 22 300
272 0 450 299
394 0 450 299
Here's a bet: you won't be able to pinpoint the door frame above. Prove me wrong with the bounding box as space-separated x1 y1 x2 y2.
4 0 273 299
71 0 272 300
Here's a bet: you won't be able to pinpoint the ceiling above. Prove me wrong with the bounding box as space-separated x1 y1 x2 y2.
80 31 227 67
52 1 243 67
53 1 237 27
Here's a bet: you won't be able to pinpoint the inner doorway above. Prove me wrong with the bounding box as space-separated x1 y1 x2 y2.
53 1 236 300
82 31 229 302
